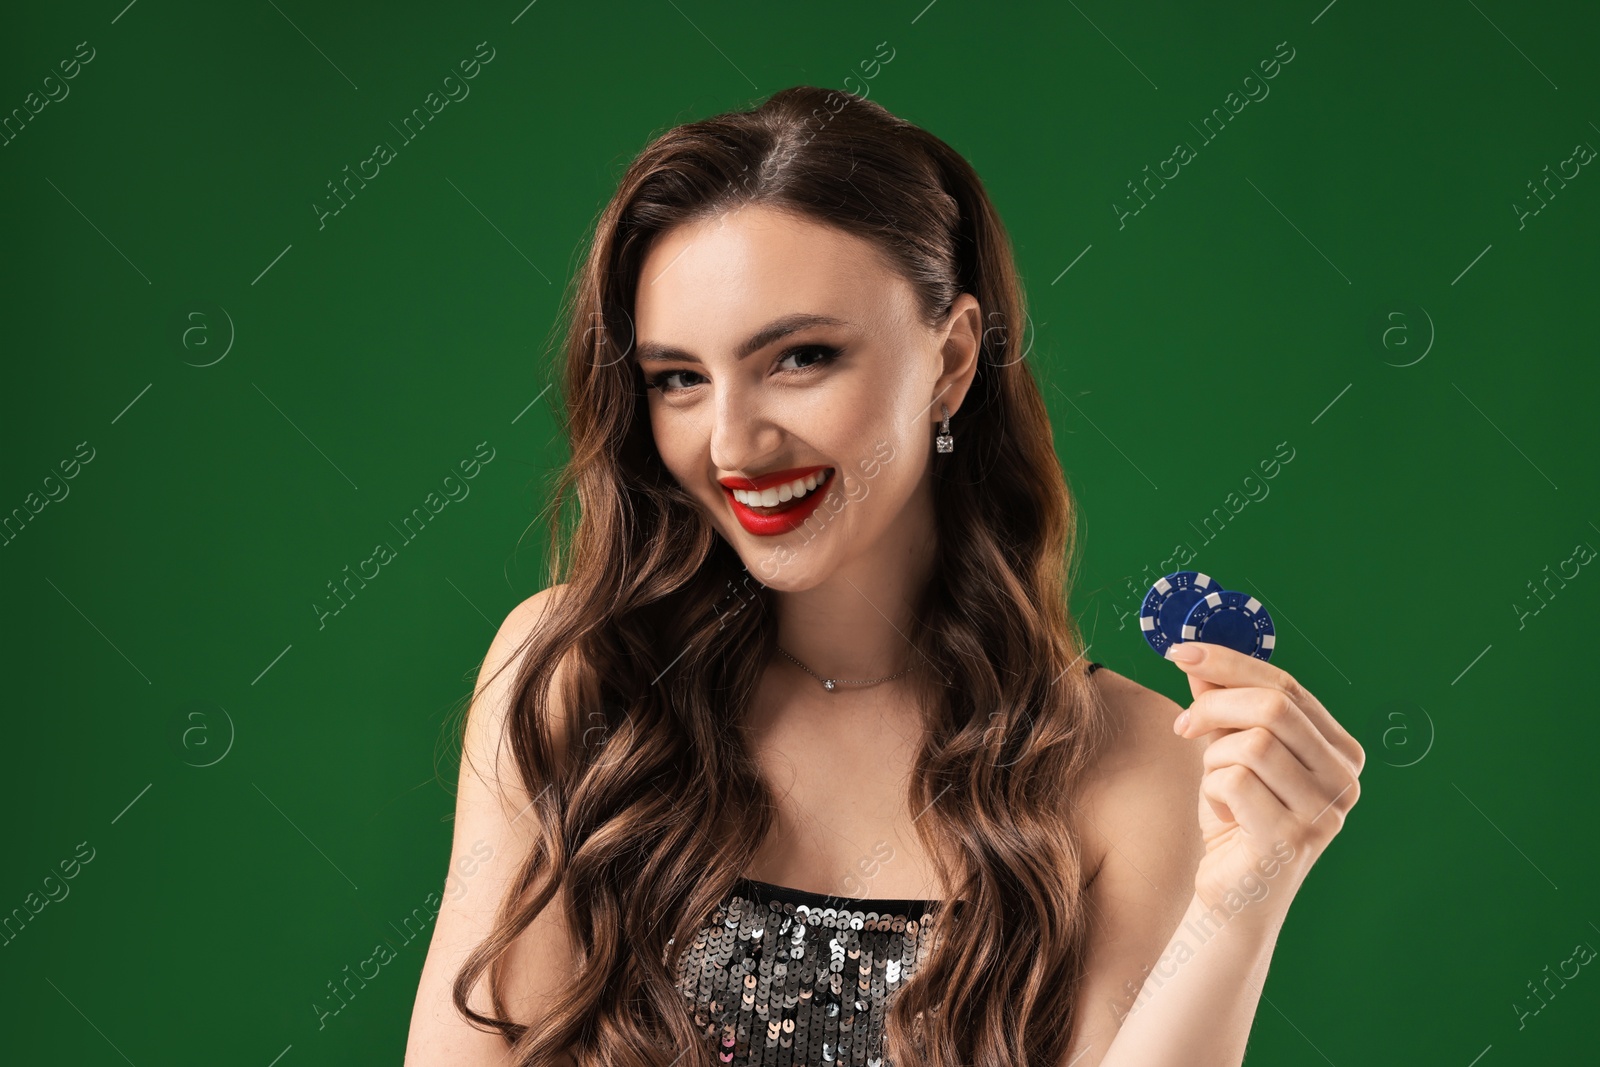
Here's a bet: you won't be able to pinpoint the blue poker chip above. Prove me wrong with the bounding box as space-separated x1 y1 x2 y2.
1139 571 1224 656
1181 590 1276 661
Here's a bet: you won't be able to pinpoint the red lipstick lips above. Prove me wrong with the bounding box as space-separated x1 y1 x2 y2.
716 464 831 492
718 465 834 536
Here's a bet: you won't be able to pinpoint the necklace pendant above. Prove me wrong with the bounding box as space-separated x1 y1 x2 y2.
823 679 836 691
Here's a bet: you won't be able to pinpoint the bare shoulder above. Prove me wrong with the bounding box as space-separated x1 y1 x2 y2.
1073 665 1207 889
475 583 581 744
405 583 581 1066
1057 665 1209 1064
456 585 581 811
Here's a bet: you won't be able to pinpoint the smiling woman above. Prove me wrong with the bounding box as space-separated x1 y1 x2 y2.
630 208 964 569
405 85 1363 1067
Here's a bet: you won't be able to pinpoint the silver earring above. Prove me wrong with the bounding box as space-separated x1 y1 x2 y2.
936 404 954 453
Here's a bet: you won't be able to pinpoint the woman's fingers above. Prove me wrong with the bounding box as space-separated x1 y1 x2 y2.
1186 701 1362 842
1201 764 1293 842
1166 642 1365 848
1168 642 1366 776
1200 726 1328 818
1178 685 1348 787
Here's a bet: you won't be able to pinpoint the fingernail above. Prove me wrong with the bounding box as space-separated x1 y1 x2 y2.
1165 642 1203 663
1173 710 1191 734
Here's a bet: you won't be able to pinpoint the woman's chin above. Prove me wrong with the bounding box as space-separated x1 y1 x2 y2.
736 555 833 594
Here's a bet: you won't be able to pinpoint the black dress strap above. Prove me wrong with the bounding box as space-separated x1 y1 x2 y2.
1086 661 1105 675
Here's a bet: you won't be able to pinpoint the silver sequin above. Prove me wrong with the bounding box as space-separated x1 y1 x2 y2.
669 878 941 1067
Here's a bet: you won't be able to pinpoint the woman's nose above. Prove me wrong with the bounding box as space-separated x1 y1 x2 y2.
708 381 784 474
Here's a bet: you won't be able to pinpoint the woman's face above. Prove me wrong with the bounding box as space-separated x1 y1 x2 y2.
631 203 979 591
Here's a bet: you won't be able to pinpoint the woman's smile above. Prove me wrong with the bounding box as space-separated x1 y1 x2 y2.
718 465 836 535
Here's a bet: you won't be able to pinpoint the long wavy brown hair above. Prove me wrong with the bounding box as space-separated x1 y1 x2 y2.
449 85 1114 1066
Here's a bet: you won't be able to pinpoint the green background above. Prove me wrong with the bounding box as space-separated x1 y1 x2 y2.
3 0 1595 1063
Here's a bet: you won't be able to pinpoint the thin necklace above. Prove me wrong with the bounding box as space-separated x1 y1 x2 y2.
777 645 915 692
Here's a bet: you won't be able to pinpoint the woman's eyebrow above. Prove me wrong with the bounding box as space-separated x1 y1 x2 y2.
636 312 853 364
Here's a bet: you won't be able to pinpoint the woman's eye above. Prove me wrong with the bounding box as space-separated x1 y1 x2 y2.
645 344 842 396
647 369 704 393
777 344 843 373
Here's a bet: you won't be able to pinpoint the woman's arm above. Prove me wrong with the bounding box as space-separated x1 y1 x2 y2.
1077 885 1286 1066
405 585 581 1067
1061 648 1363 1067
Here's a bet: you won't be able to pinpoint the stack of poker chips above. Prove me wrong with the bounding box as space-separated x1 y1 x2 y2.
1139 571 1276 662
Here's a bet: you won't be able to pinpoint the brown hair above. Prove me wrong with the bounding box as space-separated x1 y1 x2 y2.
450 85 1113 1066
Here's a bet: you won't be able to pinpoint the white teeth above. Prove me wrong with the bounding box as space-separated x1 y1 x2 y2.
733 468 831 508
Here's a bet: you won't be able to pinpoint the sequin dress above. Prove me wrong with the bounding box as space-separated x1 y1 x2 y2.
668 662 1105 1067
669 876 940 1067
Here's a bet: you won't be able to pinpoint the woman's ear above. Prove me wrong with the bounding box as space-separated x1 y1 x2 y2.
933 293 984 419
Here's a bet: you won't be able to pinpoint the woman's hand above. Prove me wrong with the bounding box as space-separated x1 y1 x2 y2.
1164 641 1365 920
